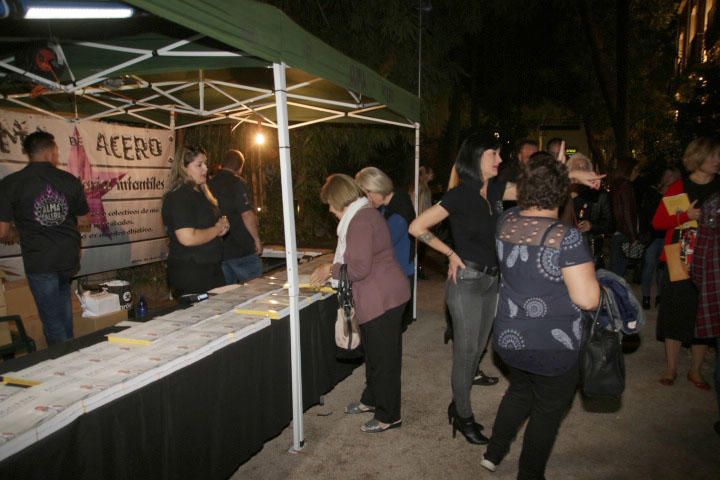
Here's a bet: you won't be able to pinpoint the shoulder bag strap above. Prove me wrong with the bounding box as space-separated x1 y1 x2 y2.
338 264 354 312
590 287 618 334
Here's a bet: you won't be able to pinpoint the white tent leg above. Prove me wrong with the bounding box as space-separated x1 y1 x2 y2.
273 62 304 452
413 123 420 320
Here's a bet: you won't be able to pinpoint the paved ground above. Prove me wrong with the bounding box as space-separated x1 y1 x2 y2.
232 261 719 480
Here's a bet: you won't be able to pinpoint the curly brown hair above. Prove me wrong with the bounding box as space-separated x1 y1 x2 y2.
517 152 570 210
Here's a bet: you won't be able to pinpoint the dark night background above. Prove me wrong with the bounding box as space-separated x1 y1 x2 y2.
196 0 717 246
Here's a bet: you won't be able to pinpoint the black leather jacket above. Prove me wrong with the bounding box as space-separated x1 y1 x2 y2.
573 187 613 235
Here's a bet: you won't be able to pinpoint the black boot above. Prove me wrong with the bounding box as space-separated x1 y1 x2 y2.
642 296 651 310
448 402 488 444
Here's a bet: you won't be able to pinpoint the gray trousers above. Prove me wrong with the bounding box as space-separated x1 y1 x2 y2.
446 267 499 418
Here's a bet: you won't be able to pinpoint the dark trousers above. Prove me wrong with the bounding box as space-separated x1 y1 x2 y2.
167 258 225 297
359 303 405 424
486 364 579 480
715 338 720 418
401 275 414 330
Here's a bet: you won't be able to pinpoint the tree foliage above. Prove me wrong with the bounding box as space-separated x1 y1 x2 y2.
184 0 683 245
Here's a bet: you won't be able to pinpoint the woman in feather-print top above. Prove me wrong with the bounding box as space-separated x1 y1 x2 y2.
482 153 600 479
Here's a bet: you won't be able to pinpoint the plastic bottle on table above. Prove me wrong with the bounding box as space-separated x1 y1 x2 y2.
135 295 148 321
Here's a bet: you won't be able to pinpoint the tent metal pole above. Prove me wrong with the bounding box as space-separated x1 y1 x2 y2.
346 113 415 129
413 122 420 320
287 114 345 130
286 101 342 115
273 62 304 452
5 98 65 120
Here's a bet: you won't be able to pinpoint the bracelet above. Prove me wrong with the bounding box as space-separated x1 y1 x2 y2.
446 250 454 257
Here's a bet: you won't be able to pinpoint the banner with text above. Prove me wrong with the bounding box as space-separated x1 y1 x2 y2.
0 110 174 279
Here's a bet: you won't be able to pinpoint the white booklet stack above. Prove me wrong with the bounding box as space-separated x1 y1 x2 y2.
0 256 338 462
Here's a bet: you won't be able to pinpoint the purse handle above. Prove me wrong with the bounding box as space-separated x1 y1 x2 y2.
589 288 619 333
337 264 354 313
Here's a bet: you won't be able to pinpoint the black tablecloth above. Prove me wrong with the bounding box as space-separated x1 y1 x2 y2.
0 295 359 479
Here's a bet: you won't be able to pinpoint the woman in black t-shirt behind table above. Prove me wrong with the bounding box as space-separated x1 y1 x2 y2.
409 134 604 446
162 146 230 297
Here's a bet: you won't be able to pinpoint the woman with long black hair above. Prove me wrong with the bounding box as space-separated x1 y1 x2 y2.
409 134 602 446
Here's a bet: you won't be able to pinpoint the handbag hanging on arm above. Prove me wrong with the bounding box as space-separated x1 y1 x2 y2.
335 264 361 353
580 287 626 397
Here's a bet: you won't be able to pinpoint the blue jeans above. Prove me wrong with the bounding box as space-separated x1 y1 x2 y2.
641 238 665 298
221 254 263 284
446 267 499 418
26 269 75 345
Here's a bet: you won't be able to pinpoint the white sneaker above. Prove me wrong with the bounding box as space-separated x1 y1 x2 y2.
480 458 497 472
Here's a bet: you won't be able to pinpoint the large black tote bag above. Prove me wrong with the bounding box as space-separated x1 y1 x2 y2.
581 288 626 397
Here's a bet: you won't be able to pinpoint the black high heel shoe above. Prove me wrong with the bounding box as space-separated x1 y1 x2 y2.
447 402 488 444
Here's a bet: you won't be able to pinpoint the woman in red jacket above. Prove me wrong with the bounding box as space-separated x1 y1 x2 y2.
653 137 720 388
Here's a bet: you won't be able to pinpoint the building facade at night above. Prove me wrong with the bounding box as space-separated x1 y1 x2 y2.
675 0 719 139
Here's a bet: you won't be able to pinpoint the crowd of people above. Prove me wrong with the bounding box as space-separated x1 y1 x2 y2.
1 129 718 478
306 132 718 478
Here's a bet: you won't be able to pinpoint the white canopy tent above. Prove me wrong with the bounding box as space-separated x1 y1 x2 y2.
0 0 421 452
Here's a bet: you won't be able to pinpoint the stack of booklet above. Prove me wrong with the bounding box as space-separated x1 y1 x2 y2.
0 256 334 462
234 290 321 319
0 311 271 461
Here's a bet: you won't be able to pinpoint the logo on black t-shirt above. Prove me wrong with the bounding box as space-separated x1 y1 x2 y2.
33 184 69 226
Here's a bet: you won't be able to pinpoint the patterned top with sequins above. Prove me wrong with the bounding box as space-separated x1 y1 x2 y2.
493 208 593 376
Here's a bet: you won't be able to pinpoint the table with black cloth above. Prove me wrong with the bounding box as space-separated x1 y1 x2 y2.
0 295 358 480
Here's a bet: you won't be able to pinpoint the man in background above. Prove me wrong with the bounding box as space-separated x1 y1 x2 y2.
0 131 89 345
208 149 263 284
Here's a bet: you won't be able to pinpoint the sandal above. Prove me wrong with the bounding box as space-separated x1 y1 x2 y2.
687 373 711 391
360 418 402 433
345 402 375 414
658 376 676 386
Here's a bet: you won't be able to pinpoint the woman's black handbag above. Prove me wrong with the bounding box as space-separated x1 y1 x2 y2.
581 288 626 397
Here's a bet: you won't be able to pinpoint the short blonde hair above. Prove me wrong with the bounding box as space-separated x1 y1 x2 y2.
320 174 364 211
683 137 720 173
567 153 593 172
355 167 394 196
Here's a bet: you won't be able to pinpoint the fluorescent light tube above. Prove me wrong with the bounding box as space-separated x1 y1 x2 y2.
25 6 134 19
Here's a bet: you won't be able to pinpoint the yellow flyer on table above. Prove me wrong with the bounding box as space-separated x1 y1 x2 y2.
662 193 698 229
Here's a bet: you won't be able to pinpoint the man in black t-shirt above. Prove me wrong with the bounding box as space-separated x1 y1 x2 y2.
0 131 90 345
207 150 263 284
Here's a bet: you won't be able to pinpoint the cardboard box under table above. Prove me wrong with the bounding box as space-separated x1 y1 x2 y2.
4 279 121 350
73 310 128 337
